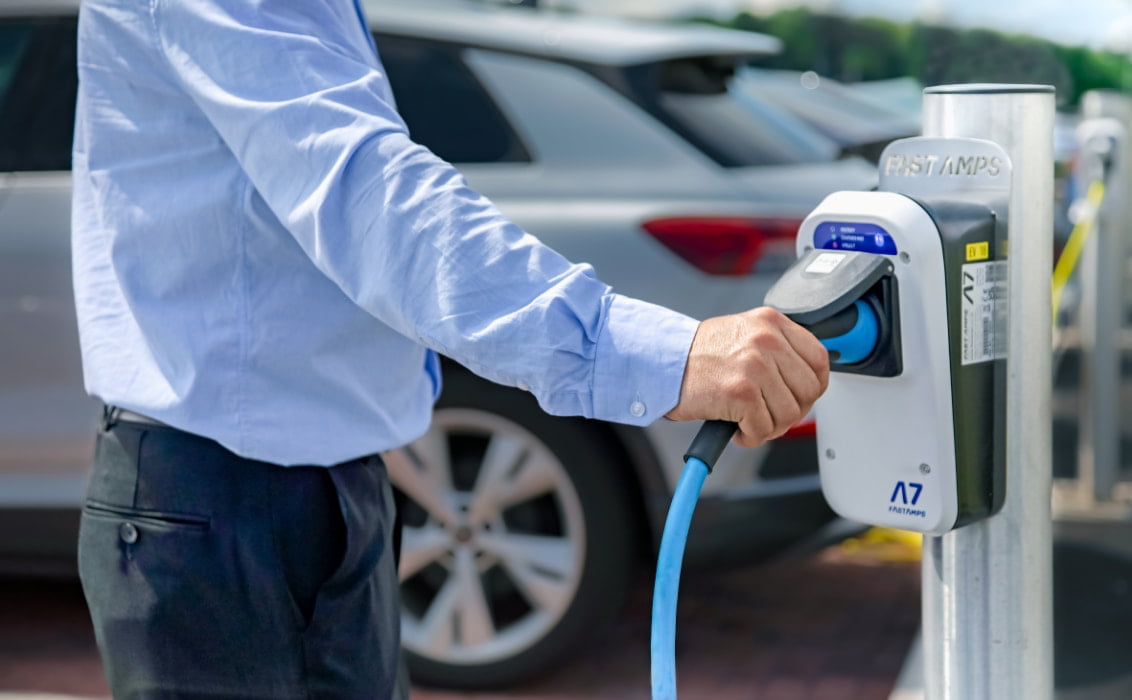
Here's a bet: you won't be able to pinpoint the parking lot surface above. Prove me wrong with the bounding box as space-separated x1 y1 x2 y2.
0 543 920 700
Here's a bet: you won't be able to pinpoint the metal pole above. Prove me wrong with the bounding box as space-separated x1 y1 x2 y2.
920 85 1056 700
1078 91 1132 503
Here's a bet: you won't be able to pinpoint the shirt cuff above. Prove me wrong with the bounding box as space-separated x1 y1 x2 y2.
591 294 700 426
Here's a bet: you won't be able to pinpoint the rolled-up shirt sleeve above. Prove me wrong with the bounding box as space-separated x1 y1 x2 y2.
149 0 699 425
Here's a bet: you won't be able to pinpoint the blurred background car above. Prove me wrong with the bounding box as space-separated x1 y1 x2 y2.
0 0 879 689
844 75 925 124
734 67 921 162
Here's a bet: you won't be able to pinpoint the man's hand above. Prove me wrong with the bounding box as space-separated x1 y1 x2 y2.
666 307 830 448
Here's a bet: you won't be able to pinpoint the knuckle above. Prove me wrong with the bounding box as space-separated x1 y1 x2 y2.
803 376 824 403
741 410 773 442
789 405 806 428
796 395 817 416
732 346 769 379
749 331 787 361
720 374 749 402
751 306 781 324
776 404 804 433
733 431 762 449
817 352 832 376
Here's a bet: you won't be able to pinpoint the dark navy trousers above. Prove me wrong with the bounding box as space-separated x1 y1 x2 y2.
78 414 405 699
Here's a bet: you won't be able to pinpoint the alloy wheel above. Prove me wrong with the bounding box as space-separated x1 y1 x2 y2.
385 408 587 666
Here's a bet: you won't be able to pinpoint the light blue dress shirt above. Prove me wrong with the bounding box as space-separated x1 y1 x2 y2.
71 0 700 466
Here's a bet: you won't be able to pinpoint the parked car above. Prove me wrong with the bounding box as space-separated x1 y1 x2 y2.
735 68 921 162
0 0 878 689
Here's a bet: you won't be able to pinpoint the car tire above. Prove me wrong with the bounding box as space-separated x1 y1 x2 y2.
385 368 637 689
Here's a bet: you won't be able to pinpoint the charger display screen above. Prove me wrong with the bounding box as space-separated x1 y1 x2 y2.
813 222 898 255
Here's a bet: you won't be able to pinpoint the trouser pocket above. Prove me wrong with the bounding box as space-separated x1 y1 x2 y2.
269 465 348 628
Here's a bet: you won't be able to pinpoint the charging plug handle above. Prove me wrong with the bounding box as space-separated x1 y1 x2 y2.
764 249 893 325
687 251 893 464
682 301 878 466
683 419 737 469
764 248 893 367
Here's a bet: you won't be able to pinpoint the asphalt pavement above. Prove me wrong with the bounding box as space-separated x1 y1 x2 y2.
4 520 1132 699
0 542 920 700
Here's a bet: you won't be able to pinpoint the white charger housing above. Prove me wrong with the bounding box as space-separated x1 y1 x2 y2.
798 191 959 534
767 136 1011 535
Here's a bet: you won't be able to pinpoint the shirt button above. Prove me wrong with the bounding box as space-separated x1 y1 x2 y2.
119 522 139 544
629 400 646 418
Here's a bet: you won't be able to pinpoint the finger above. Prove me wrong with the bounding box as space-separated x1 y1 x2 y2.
770 340 826 410
753 314 824 412
778 317 831 383
758 364 804 440
780 342 829 398
734 389 774 449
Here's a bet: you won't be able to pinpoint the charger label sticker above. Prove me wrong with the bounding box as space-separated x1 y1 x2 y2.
960 260 1007 365
805 252 847 275
966 241 990 261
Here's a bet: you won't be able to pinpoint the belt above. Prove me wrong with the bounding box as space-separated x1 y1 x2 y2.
103 405 168 428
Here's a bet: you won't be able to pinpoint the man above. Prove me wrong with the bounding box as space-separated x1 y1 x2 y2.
72 0 829 697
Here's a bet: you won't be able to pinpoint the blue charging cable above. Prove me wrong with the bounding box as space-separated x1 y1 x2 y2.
651 420 734 700
650 300 881 699
650 454 711 699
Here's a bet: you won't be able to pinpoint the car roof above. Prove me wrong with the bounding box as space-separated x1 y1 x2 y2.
0 0 78 16
363 0 781 66
0 0 780 66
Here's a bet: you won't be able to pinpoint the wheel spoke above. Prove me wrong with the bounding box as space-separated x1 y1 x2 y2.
468 441 558 526
384 448 459 528
467 434 525 525
452 548 494 646
399 525 451 581
477 532 576 612
503 451 560 505
410 429 453 492
407 548 495 652
416 574 459 656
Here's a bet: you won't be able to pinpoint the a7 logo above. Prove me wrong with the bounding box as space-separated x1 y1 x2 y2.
890 481 923 506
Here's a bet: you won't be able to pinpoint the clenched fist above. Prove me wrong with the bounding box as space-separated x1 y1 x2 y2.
666 307 830 448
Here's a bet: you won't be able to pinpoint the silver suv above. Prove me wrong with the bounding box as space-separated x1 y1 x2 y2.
0 0 876 688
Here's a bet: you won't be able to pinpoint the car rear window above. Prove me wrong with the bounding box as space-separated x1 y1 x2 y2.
375 33 530 164
0 25 32 106
632 56 841 168
0 17 77 172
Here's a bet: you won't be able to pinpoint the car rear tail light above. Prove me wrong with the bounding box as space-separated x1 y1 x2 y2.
781 416 816 440
641 216 804 276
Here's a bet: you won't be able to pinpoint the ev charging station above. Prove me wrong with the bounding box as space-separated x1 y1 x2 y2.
653 85 1055 700
766 86 1056 700
765 141 1010 535
1069 91 1132 508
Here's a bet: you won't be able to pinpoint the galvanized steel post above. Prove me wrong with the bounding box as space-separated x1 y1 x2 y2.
920 85 1056 700
1077 90 1132 504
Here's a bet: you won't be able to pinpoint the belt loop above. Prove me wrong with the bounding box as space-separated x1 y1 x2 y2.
100 404 121 431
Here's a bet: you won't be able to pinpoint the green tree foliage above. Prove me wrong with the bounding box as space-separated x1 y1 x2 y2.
713 8 1130 107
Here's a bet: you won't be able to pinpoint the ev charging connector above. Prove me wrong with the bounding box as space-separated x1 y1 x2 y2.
764 137 1011 535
